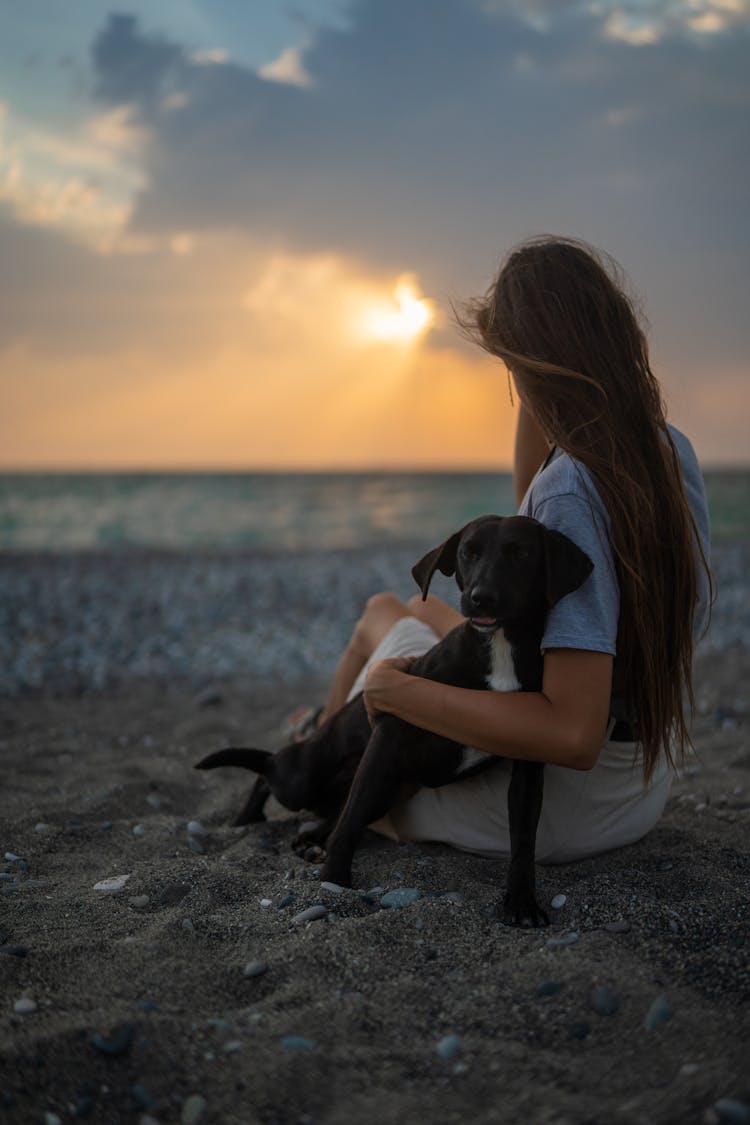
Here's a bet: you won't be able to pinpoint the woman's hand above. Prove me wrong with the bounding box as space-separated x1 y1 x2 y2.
362 656 416 726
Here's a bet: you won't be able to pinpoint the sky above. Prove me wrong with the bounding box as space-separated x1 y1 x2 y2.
0 0 748 470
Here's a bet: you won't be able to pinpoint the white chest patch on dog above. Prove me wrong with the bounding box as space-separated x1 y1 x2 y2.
487 629 521 693
456 630 521 776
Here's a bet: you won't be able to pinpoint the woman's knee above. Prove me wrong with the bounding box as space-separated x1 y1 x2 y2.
405 593 464 639
351 592 409 655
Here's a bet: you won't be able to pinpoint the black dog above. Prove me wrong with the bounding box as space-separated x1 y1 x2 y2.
196 515 592 925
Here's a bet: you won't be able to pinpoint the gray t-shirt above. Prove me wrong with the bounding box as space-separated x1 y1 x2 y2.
518 424 711 657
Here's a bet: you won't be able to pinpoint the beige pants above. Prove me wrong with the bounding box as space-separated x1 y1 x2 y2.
348 616 671 865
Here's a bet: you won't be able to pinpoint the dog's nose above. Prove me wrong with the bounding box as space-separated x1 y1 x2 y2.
468 586 496 613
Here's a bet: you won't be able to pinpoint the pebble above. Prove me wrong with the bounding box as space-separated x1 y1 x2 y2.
4 852 23 862
181 1094 207 1124
303 845 325 863
93 874 131 893
243 960 268 978
91 1022 135 1056
181 917 195 933
186 820 205 835
711 1099 750 1125
131 1084 154 1109
644 994 673 1030
550 894 567 910
34 822 52 834
132 824 146 837
589 985 619 1016
546 931 579 948
320 881 346 894
44 1114 62 1125
436 1034 462 1060
278 893 295 910
603 920 631 933
440 891 464 904
129 895 150 909
259 898 273 907
13 996 37 1014
223 1039 243 1053
291 905 328 924
380 888 422 909
146 793 162 809
536 980 564 997
280 1036 315 1051
0 944 28 957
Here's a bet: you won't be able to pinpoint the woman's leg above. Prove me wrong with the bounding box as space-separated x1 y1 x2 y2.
405 593 463 639
321 593 412 721
320 593 461 721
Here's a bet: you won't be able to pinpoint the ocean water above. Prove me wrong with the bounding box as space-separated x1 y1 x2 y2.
0 468 747 552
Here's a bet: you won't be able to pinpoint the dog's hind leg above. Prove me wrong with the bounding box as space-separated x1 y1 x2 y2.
233 776 271 825
501 760 548 927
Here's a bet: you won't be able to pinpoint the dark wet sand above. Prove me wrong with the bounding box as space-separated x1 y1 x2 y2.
1 645 748 1124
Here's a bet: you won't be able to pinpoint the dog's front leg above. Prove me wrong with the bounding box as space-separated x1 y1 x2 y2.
320 723 406 888
501 760 549 927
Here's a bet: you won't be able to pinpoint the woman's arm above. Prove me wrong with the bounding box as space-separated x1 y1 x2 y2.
363 648 613 770
514 403 550 506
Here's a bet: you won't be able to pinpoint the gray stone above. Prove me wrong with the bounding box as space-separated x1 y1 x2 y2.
589 985 619 1016
243 960 268 978
644 994 673 1030
550 894 567 909
546 931 579 947
280 1036 315 1051
436 1034 462 1060
712 1098 750 1125
380 888 422 909
181 1094 207 1125
291 904 328 924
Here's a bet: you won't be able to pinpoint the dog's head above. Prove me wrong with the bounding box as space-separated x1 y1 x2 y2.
411 514 593 631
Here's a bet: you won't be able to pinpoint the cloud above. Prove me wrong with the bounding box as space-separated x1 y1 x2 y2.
258 46 313 88
1 1 748 466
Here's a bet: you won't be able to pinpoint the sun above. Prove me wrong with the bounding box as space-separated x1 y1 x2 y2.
362 274 434 343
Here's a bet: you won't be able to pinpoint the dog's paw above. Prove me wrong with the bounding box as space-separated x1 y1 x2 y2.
499 892 550 928
292 821 329 851
319 861 352 888
292 842 327 864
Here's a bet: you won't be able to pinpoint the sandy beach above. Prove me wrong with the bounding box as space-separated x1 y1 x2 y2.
1 546 748 1124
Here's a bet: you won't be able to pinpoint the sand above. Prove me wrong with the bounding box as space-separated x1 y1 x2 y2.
1 642 748 1125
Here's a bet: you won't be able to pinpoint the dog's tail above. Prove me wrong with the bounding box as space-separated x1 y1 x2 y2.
194 748 272 774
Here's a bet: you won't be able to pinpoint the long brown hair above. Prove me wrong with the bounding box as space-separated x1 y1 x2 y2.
460 235 710 780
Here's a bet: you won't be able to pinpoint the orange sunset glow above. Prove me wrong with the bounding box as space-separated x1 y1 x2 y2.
2 3 748 470
1 245 515 470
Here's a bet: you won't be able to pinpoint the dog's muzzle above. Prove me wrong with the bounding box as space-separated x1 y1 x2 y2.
469 616 499 633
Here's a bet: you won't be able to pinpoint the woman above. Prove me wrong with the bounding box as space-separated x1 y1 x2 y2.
313 236 712 864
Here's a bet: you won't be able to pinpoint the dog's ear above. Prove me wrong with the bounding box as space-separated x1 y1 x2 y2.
411 529 465 600
542 528 594 608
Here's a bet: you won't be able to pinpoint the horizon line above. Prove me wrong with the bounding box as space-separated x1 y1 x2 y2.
0 461 748 474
